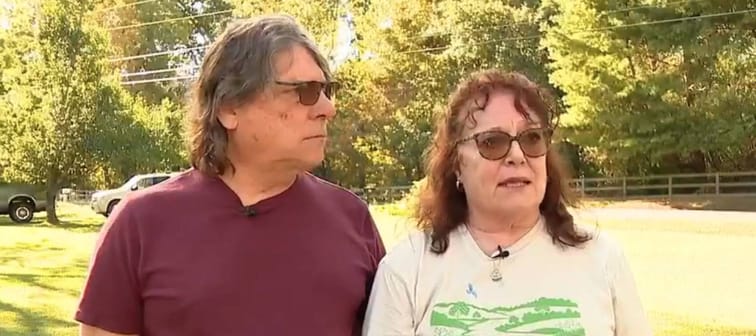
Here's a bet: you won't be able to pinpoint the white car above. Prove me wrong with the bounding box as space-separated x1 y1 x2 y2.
90 172 177 217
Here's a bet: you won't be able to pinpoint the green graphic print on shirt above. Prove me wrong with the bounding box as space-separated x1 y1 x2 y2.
430 297 585 336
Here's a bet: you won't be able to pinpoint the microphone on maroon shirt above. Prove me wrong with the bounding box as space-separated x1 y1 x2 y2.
243 206 257 217
494 245 510 258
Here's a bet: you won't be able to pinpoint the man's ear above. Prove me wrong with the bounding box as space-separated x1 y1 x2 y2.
217 103 239 130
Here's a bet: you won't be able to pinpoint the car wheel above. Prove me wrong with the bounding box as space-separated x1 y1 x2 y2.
105 200 120 217
9 202 34 223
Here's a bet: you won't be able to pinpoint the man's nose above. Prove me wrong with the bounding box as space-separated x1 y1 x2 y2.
312 92 336 119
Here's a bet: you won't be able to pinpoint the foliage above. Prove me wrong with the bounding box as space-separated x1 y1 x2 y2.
542 0 756 175
2 0 755 199
0 0 121 223
95 0 232 104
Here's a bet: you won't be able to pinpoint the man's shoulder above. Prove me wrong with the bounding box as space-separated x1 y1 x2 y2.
301 172 368 210
118 169 210 213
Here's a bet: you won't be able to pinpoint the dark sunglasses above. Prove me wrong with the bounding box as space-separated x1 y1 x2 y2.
275 80 338 106
457 127 553 160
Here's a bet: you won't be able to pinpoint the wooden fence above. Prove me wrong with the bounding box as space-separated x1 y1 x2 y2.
355 171 756 204
57 189 97 205
59 171 756 206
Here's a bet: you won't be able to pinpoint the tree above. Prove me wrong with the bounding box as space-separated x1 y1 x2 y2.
0 0 123 224
95 0 233 104
228 0 342 60
543 0 756 175
341 0 555 186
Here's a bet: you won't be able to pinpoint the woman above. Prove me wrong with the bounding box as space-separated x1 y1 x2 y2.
362 70 652 336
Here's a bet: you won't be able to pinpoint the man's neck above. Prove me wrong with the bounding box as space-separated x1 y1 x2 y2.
220 162 299 206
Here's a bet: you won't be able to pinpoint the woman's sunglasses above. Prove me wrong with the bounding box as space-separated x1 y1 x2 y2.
456 127 553 160
275 80 339 106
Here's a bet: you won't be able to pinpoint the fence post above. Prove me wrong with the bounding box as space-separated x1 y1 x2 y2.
580 176 585 197
622 177 627 200
715 173 720 195
668 176 673 202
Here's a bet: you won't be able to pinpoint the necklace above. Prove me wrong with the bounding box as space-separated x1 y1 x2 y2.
490 259 503 281
489 245 509 282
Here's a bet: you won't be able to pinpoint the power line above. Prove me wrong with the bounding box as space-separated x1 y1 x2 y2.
123 0 341 81
108 9 233 31
387 7 756 56
403 0 705 43
119 8 756 85
95 0 159 13
120 65 200 78
122 75 196 86
110 45 206 62
599 0 705 16
108 0 705 63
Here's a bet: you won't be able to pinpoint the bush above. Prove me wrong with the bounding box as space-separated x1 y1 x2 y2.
373 177 427 218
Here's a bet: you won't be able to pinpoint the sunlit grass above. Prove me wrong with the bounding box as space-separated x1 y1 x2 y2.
371 203 756 336
0 203 101 335
1 201 754 335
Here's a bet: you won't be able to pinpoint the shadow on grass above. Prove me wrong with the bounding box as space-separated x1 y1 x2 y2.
0 211 104 233
0 254 89 299
667 195 756 212
0 300 76 336
0 243 65 266
575 195 756 213
0 273 84 299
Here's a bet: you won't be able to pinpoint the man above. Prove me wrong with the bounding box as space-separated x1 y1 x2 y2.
76 14 386 336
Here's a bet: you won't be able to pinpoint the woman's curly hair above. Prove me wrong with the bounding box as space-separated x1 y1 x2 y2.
415 69 592 254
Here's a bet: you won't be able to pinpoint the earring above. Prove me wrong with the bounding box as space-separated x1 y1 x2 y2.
456 179 463 191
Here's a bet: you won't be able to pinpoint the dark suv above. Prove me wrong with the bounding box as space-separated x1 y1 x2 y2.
0 182 47 223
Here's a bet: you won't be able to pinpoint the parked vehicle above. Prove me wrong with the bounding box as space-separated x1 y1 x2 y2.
0 182 47 223
90 172 177 217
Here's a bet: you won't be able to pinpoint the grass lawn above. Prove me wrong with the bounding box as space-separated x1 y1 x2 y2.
0 203 102 336
1 202 755 335
372 203 756 336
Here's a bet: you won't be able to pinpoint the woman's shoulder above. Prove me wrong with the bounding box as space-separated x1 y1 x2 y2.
380 230 431 267
576 223 623 251
369 230 427 288
570 223 630 269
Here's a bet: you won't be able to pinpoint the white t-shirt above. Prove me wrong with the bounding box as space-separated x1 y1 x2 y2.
363 218 653 336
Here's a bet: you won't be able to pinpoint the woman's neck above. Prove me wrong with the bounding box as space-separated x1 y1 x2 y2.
466 209 540 255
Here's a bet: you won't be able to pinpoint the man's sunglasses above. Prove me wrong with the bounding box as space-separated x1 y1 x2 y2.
456 127 553 160
275 80 338 106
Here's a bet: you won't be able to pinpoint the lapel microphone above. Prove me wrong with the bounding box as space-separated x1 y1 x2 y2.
243 206 257 217
494 245 510 258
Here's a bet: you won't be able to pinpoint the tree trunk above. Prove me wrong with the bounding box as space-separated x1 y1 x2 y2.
46 167 60 225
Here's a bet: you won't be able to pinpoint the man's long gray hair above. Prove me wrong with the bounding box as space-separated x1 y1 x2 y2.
187 14 332 175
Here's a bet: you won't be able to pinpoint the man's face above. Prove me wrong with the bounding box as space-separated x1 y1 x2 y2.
219 44 337 171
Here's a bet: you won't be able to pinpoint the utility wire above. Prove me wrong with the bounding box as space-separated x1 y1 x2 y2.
120 8 756 85
95 0 159 13
108 9 233 31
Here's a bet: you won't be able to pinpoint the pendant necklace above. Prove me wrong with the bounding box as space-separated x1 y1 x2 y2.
490 259 503 281
489 245 509 282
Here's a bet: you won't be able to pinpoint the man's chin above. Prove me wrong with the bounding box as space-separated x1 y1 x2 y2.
299 153 325 172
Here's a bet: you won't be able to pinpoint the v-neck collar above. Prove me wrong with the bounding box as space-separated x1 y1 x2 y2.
459 216 545 260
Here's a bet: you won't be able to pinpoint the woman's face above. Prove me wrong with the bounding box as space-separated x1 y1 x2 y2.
456 90 550 216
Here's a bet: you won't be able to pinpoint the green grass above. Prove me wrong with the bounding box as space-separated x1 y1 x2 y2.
372 203 756 336
0 203 102 336
1 202 755 335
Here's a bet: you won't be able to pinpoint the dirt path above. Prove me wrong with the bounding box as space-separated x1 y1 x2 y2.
574 207 756 223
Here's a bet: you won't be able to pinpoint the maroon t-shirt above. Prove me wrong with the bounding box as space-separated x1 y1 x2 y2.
75 169 386 335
